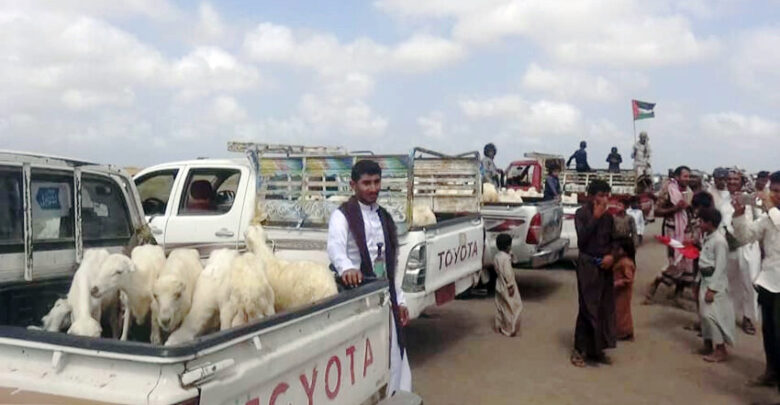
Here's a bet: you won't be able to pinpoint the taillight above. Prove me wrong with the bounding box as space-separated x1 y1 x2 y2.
488 219 526 232
402 243 426 292
526 213 542 245
564 213 575 220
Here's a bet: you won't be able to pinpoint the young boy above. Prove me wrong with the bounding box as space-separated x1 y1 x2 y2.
613 238 636 341
626 197 645 245
697 207 736 362
493 234 523 336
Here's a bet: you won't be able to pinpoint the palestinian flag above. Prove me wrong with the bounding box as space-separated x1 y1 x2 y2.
632 99 655 121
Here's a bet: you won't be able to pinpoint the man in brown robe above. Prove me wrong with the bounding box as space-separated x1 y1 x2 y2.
571 179 617 367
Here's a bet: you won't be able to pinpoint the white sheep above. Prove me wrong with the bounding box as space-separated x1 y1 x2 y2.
40 298 72 332
218 252 275 330
91 245 166 341
151 248 203 344
412 204 437 227
498 188 524 203
482 183 499 203
66 249 122 337
165 249 237 345
245 225 337 312
165 249 276 346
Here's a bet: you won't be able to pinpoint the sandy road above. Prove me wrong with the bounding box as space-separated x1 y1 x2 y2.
406 223 776 405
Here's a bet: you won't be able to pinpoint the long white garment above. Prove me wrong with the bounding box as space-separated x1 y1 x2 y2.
388 316 412 396
721 196 760 320
734 207 780 293
699 231 736 346
326 200 411 394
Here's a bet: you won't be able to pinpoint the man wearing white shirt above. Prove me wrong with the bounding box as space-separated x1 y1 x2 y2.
733 171 780 389
327 159 412 396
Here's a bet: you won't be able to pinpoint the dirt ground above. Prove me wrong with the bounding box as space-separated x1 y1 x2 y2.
407 222 777 405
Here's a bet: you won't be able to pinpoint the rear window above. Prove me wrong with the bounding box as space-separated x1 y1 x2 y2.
0 167 23 250
178 168 241 215
31 170 74 245
82 174 132 246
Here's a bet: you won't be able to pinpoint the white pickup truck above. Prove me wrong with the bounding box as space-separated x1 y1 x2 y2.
134 143 485 320
0 151 420 404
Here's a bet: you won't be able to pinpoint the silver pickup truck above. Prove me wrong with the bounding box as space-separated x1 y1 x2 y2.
0 151 419 405
482 198 567 268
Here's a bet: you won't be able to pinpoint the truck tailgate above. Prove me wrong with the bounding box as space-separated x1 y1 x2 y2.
194 282 391 405
423 215 483 294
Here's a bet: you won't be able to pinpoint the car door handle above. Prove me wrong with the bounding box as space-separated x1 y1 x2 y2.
151 226 163 235
215 229 235 238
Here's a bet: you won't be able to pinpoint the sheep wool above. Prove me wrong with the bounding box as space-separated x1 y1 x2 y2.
151 249 203 343
412 204 437 227
220 252 275 330
482 183 499 203
66 248 112 337
245 225 337 312
41 298 72 332
165 249 237 345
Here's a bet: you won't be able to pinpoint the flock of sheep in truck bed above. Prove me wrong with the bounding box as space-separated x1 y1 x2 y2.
31 225 338 346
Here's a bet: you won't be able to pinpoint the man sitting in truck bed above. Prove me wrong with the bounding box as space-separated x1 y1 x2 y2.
327 159 412 396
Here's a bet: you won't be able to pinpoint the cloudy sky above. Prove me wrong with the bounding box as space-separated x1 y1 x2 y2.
1 0 778 172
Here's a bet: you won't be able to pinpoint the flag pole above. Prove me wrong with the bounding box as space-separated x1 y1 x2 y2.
631 100 637 145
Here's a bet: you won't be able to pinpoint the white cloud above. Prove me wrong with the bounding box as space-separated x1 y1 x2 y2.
212 96 247 123
242 23 464 75
731 28 780 101
170 46 261 98
460 95 582 136
522 63 620 102
298 73 388 137
378 0 719 68
196 3 226 41
700 112 778 143
61 88 135 110
417 111 445 139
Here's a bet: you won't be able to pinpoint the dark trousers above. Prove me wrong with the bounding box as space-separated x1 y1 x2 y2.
574 254 617 357
758 286 780 387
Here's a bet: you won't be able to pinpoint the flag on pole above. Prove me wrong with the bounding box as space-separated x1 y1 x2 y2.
632 99 655 120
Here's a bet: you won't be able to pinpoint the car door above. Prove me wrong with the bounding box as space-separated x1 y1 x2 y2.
134 167 183 246
162 165 248 256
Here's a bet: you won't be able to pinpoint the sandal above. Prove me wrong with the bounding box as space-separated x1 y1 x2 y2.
570 351 587 368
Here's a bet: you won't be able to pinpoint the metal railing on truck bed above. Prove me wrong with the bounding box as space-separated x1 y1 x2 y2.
561 169 637 195
228 143 482 231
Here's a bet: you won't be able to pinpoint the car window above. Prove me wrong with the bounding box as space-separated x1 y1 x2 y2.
135 169 178 216
179 168 241 215
0 167 23 248
31 170 74 243
82 174 132 245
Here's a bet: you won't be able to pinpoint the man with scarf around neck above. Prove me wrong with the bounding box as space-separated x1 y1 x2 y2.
644 166 694 303
327 159 412 395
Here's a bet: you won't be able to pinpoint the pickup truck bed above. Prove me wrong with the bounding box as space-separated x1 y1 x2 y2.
0 281 396 404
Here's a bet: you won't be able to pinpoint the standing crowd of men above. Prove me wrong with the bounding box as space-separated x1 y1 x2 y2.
571 161 780 396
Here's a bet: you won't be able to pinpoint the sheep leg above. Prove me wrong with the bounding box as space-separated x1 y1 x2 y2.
150 313 162 345
120 292 131 341
219 303 235 331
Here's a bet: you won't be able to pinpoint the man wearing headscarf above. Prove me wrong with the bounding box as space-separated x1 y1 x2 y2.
632 132 652 177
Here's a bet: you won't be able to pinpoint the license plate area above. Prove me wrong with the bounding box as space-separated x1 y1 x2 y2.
435 283 456 305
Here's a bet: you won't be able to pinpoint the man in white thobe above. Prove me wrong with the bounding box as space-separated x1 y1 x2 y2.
327 159 412 396
632 132 652 177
